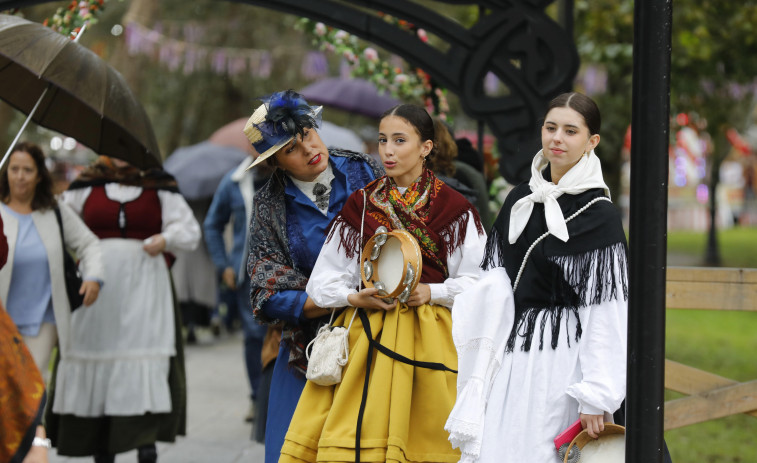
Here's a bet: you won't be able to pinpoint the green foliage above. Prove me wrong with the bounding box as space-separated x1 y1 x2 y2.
42 0 107 38
577 0 757 264
295 17 451 120
574 0 634 196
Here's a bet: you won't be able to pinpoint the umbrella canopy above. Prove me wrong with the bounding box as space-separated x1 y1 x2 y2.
318 121 365 152
208 117 255 155
163 141 249 200
299 77 400 119
0 14 161 168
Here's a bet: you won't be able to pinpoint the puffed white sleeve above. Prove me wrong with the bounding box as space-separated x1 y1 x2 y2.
428 210 487 308
305 222 361 309
58 202 104 281
565 250 628 416
157 190 201 252
59 187 92 215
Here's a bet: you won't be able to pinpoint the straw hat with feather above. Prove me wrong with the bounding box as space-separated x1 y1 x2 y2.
243 90 322 169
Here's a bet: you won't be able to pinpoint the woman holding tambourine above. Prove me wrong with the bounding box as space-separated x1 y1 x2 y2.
280 104 487 463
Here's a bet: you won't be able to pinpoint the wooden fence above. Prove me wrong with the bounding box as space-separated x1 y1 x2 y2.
664 267 757 430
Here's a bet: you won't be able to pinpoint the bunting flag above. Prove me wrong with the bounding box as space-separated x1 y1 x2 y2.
124 21 326 79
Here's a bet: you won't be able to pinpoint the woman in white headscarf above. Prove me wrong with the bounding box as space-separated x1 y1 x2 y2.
446 92 628 462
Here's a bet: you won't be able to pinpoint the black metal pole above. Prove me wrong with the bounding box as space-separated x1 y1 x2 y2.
477 120 485 162
558 0 574 40
627 0 672 462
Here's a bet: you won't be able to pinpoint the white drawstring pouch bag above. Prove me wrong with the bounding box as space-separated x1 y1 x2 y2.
304 189 365 386
305 309 356 386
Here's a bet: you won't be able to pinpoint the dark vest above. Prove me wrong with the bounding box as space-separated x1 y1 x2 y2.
82 186 162 240
82 186 174 267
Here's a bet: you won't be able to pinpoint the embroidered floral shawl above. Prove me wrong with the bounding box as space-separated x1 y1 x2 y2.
329 168 483 284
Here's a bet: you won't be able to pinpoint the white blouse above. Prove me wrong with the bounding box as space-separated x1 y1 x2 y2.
446 254 628 462
62 184 200 252
306 210 486 309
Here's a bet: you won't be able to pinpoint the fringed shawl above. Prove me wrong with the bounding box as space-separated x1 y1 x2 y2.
247 149 382 374
483 182 628 353
328 169 483 284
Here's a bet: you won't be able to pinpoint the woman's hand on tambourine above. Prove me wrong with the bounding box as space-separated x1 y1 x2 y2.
347 288 396 311
580 413 605 439
79 280 100 306
404 283 431 307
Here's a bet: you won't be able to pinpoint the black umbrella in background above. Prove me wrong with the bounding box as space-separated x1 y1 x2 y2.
0 14 161 169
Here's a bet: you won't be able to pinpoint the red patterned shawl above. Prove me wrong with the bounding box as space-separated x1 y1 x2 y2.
329 168 483 283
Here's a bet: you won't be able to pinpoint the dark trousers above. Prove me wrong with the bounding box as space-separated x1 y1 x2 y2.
237 278 266 400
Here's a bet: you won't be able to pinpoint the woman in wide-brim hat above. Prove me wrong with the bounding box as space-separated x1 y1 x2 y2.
244 90 383 463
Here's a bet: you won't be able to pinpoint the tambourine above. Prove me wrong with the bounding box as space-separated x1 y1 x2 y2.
562 423 625 463
360 226 423 304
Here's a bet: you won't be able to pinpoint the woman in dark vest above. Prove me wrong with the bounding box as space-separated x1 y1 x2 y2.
46 156 201 463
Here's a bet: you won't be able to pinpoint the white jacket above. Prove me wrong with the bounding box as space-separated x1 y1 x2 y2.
0 202 103 353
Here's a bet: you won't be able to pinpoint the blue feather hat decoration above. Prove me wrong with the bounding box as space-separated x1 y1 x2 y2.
243 89 322 167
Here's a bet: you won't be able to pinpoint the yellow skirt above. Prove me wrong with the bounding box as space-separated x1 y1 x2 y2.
280 303 460 463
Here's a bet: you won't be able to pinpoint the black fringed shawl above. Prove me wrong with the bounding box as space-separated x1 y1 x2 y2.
247 149 383 374
482 181 628 353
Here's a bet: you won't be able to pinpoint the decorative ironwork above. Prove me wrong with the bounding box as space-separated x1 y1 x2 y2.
229 0 578 183
0 0 578 183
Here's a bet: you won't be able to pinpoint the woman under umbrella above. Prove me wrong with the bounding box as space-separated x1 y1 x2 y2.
47 156 200 463
0 141 103 377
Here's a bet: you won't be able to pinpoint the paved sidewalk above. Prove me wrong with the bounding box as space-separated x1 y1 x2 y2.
49 333 265 463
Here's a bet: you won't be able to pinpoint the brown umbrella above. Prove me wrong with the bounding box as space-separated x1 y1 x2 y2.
208 118 255 155
0 14 161 169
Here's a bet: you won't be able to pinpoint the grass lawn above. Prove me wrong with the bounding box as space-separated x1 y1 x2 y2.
663 227 757 462
666 226 757 268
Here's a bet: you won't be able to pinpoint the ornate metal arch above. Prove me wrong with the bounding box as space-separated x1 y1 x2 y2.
0 0 578 183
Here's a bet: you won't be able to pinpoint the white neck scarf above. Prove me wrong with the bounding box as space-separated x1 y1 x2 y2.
508 150 610 244
289 164 334 215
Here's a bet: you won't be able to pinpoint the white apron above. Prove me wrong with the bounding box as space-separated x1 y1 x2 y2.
53 239 176 417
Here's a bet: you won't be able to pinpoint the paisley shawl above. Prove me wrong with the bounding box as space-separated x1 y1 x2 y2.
247 149 382 374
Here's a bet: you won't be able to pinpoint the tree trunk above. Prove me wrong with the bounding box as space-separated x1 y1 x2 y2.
705 153 722 266
109 0 158 96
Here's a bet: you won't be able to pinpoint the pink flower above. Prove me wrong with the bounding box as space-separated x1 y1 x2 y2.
334 30 349 42
363 47 379 62
394 74 409 84
343 50 357 62
314 22 327 37
417 28 428 43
